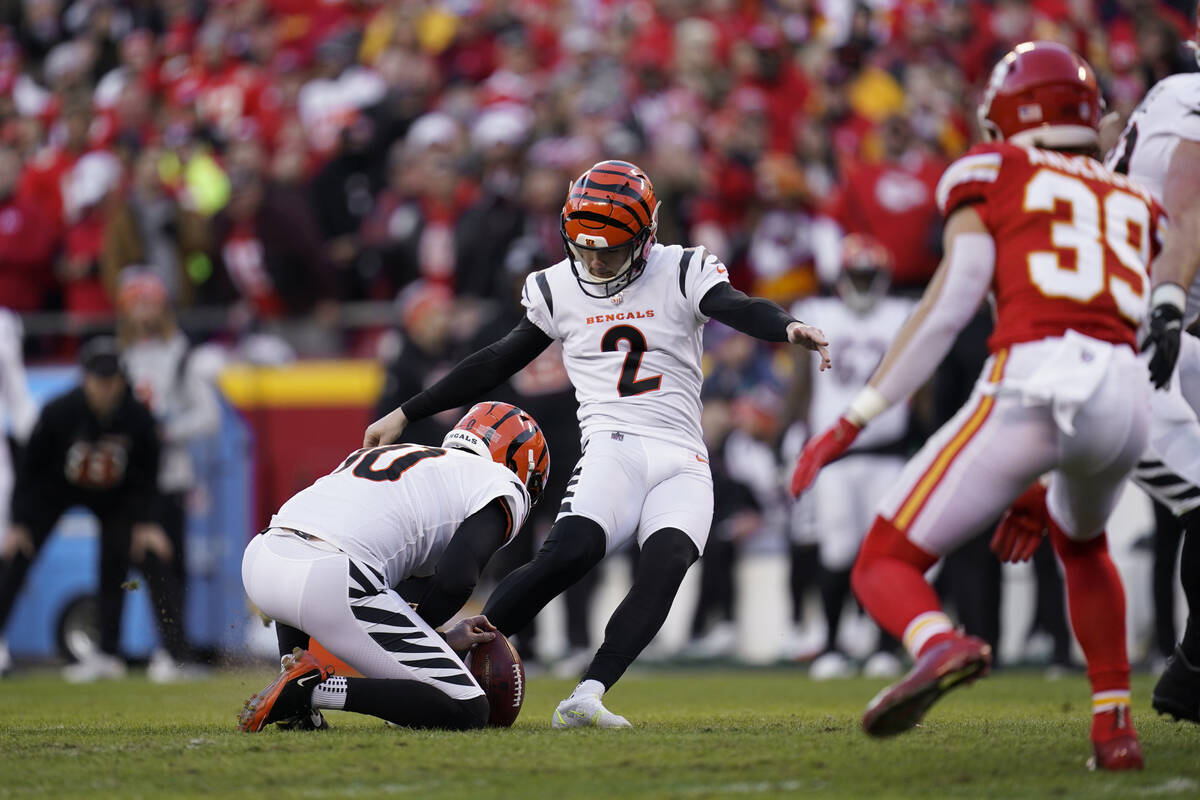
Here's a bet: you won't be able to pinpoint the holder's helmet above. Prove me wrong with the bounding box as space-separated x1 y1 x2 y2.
442 401 549 505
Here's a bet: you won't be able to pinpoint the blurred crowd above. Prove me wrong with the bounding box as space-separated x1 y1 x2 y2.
0 0 1195 355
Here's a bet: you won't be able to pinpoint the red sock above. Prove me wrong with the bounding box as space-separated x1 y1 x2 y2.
851 517 952 658
1047 522 1130 697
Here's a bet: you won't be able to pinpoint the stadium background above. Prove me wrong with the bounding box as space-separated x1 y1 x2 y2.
0 0 1195 670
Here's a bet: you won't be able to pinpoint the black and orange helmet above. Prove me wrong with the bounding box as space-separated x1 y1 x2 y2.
560 160 660 298
837 233 892 313
442 401 550 505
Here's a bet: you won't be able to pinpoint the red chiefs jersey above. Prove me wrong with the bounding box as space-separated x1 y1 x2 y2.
827 152 947 289
936 142 1164 352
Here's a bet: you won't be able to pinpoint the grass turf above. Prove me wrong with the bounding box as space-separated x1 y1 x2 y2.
0 668 1196 799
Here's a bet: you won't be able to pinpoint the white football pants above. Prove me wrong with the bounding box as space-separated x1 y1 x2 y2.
242 528 483 700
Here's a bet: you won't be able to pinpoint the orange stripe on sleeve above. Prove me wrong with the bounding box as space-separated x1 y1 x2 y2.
498 498 515 543
893 350 1009 531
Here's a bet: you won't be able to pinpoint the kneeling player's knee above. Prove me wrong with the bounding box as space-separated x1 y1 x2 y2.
457 694 490 730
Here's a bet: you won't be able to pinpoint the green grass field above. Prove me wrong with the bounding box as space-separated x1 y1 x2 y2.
0 667 1196 799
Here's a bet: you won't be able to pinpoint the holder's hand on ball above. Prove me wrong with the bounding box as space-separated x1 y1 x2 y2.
444 614 497 655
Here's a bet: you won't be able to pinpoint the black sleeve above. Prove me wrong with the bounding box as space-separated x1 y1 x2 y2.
698 282 799 343
400 317 553 422
413 498 512 629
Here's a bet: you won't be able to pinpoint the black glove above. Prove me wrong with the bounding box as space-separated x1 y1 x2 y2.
1142 301 1184 389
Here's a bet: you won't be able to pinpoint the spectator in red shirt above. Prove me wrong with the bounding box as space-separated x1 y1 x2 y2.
60 150 123 315
203 151 336 353
821 114 946 293
0 144 59 311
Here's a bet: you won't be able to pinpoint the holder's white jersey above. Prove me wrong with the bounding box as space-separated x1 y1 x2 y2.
1106 72 1200 317
522 243 729 452
270 444 529 588
792 295 915 450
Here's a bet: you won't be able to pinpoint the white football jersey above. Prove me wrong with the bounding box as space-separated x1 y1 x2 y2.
791 295 915 450
270 444 530 587
1105 72 1200 316
0 309 35 445
522 243 729 452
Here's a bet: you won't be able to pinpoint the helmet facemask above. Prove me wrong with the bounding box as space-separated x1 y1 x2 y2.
837 266 891 314
562 221 655 299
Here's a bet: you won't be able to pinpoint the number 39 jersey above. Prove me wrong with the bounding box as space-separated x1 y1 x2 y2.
522 243 729 452
1105 73 1200 320
269 444 530 587
937 141 1164 352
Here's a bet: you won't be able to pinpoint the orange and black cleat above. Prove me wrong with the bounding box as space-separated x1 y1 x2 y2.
237 648 333 733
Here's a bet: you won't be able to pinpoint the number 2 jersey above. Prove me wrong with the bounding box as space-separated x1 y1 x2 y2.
521 243 729 453
269 444 530 588
1106 72 1200 320
936 141 1164 352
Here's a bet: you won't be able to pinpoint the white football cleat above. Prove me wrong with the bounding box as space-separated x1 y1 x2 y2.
551 692 631 729
810 650 855 681
147 649 212 684
63 652 127 683
862 651 904 680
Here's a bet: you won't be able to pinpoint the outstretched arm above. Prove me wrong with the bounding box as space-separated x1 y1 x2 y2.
699 283 831 370
364 317 553 447
790 207 994 496
413 499 513 629
1145 139 1200 388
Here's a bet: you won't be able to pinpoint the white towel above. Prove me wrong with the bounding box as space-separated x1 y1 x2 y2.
980 330 1115 436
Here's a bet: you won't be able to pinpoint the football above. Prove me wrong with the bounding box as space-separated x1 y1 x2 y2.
467 633 525 727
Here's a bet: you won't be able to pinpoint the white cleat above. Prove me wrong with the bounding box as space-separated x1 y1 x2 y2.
551 693 632 729
862 651 904 680
63 652 127 683
147 648 212 684
809 650 855 681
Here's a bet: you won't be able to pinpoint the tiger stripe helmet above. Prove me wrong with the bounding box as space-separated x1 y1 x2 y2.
560 160 660 298
442 401 550 505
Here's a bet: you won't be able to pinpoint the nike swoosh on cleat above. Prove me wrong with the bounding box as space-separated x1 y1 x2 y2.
296 674 320 688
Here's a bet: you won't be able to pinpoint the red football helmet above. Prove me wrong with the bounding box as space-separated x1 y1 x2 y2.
978 41 1103 149
561 160 660 298
442 401 550 505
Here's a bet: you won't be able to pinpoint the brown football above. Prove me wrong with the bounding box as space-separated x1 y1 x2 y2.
466 633 525 727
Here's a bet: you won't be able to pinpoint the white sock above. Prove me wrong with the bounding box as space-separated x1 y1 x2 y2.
311 676 349 710
572 679 605 699
901 611 955 660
